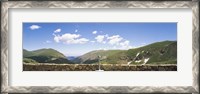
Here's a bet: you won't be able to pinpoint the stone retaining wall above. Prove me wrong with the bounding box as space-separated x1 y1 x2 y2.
23 64 177 71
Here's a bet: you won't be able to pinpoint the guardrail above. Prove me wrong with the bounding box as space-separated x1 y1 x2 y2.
23 63 177 71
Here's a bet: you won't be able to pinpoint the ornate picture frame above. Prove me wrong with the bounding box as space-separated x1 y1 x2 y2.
1 1 199 94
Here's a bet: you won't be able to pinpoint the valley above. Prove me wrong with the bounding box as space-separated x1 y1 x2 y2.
23 40 177 65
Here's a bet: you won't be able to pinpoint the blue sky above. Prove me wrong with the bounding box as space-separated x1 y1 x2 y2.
23 23 177 56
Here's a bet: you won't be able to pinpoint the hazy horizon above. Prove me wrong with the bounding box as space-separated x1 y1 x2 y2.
23 40 176 57
23 23 177 56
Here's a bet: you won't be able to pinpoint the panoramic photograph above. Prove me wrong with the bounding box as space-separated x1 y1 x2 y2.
23 23 177 71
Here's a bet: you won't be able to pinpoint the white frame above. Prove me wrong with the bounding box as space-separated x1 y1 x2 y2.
1 1 199 94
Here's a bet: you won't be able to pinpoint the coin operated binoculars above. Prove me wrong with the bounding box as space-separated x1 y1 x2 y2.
96 55 104 71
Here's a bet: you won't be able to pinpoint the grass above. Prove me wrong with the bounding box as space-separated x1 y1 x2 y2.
23 58 38 63
23 48 71 64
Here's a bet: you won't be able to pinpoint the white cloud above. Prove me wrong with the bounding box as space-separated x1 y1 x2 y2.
119 40 132 49
64 38 89 44
30 25 41 30
75 29 78 32
54 35 60 43
46 40 51 43
94 34 132 49
92 31 97 34
90 41 95 43
105 34 109 37
53 33 89 44
95 35 106 43
107 35 123 45
107 35 132 49
44 40 51 44
98 48 107 50
141 43 147 46
113 46 117 49
54 28 61 33
119 40 129 47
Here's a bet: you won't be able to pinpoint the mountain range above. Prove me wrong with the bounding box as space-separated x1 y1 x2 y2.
23 40 177 65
